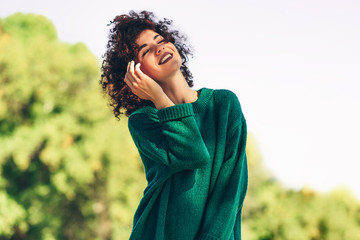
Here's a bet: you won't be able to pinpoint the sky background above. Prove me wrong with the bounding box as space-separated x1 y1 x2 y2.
1 0 359 199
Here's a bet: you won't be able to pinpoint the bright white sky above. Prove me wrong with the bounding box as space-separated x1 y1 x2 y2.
1 0 359 199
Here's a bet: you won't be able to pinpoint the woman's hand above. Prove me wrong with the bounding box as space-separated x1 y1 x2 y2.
124 61 174 109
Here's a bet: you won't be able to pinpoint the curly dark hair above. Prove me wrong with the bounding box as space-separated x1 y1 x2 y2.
100 10 194 119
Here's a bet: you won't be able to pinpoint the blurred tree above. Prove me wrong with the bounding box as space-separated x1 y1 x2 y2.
2 12 57 42
242 135 360 240
0 13 146 240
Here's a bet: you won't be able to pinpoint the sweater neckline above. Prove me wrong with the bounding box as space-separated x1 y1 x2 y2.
145 87 213 113
192 88 213 113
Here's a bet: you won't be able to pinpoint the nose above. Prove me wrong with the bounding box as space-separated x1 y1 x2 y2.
155 44 165 56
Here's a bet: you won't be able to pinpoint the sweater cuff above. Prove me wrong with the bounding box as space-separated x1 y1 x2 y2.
157 103 194 122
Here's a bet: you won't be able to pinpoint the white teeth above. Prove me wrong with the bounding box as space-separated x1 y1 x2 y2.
160 54 172 64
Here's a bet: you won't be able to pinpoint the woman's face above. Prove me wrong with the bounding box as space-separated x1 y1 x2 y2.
135 29 182 82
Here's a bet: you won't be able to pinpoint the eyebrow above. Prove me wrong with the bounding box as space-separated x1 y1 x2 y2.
138 34 161 52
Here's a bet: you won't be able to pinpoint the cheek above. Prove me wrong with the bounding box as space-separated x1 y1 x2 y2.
169 43 181 57
139 60 158 79
139 62 152 75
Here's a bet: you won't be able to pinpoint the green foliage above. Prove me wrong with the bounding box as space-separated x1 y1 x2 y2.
243 135 360 240
0 12 359 240
0 192 27 236
0 13 145 239
2 12 57 42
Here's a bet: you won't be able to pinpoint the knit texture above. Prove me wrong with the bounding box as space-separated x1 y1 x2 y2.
128 88 248 240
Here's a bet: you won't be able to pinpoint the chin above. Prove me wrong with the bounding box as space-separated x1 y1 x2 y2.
155 61 181 80
167 58 181 71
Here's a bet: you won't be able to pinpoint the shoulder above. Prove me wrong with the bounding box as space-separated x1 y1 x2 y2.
199 87 240 108
213 89 239 104
212 89 243 115
207 88 246 133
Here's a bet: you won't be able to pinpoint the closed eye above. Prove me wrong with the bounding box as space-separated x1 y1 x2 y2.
142 39 166 57
142 49 149 57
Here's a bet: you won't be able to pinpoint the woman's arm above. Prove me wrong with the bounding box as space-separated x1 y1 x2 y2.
128 103 210 172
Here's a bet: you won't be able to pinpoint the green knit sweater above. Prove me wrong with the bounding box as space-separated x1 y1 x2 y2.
128 88 248 240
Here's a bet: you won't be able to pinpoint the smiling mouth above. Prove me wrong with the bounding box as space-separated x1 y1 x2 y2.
159 53 173 65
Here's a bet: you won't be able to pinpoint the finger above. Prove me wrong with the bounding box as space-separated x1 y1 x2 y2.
124 64 135 87
124 70 128 81
124 71 135 86
134 63 142 78
129 60 135 75
127 68 137 84
126 61 133 81
130 61 142 84
124 62 131 81
128 61 136 80
124 75 133 89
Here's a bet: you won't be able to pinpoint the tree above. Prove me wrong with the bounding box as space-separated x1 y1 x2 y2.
0 13 146 240
242 134 360 240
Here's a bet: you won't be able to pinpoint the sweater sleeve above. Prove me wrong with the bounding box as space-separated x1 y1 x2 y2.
198 96 248 240
128 103 210 172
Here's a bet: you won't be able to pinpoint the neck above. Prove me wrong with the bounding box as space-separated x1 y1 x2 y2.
158 70 198 105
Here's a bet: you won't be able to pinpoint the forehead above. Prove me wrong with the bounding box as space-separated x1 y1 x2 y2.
136 29 159 45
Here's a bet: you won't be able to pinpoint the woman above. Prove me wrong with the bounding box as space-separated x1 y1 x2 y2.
100 10 248 240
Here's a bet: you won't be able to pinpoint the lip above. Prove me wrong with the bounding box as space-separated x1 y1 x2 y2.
159 52 173 65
